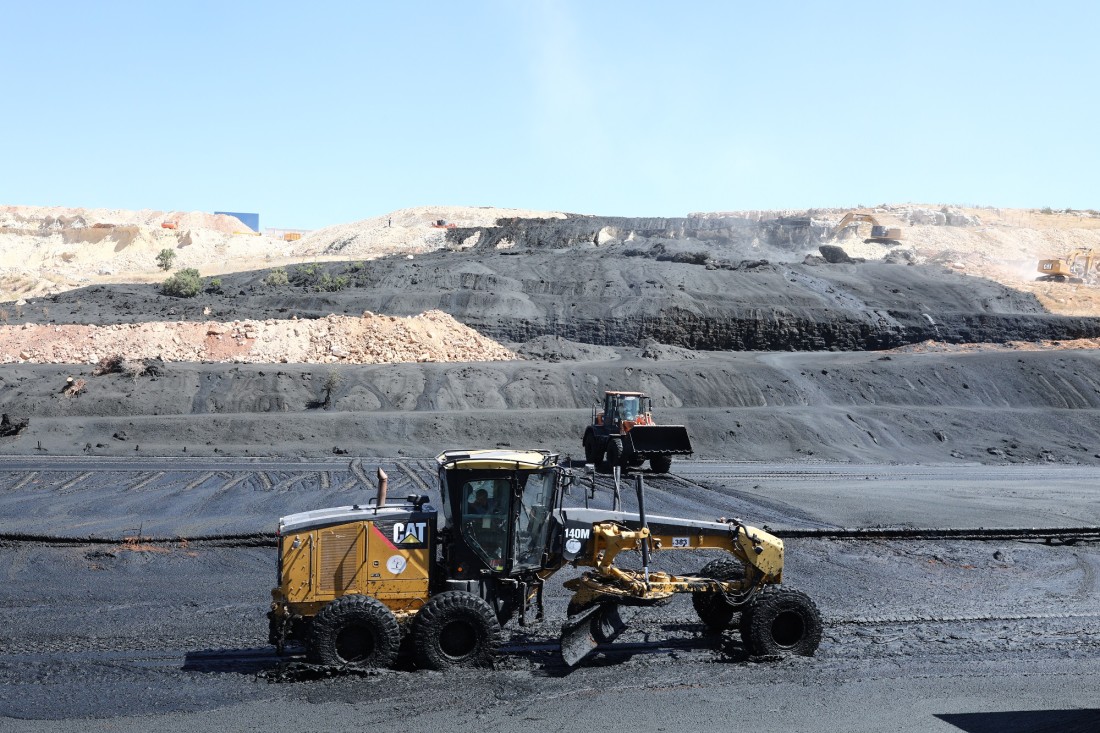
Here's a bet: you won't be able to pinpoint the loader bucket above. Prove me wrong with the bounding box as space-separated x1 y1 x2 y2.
559 603 626 667
625 425 693 455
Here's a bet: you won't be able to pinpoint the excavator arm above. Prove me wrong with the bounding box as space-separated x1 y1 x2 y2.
832 212 878 236
832 212 903 243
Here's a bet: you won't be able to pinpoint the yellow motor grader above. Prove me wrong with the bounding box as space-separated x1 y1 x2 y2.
268 450 821 669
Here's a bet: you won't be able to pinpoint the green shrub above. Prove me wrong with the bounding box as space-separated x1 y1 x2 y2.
156 249 177 271
161 268 202 298
206 278 223 294
317 274 350 292
264 267 289 286
296 263 321 279
322 368 341 408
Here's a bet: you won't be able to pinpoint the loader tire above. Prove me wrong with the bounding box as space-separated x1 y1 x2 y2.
649 454 673 473
739 587 822 657
412 591 502 670
606 438 624 468
692 558 745 631
308 594 401 668
583 432 602 464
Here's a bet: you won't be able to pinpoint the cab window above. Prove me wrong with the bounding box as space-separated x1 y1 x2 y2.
459 478 510 571
621 396 640 421
513 470 555 570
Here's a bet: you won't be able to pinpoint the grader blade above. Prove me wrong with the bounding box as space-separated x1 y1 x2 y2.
559 603 626 667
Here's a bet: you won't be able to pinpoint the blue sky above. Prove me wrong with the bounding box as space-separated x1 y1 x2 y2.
2 1 1096 229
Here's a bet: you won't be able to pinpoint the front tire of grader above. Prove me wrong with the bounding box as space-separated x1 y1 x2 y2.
411 591 503 670
307 594 402 668
739 587 822 657
691 558 746 632
649 454 673 474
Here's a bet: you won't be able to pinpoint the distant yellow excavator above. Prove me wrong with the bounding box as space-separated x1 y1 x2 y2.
1036 249 1097 284
832 212 904 244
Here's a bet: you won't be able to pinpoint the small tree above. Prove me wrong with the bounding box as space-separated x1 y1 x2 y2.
161 268 202 298
156 248 177 271
322 369 341 409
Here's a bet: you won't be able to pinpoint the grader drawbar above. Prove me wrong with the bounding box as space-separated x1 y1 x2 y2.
268 450 821 670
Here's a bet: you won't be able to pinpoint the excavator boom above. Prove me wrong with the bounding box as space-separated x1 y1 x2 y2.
833 211 903 243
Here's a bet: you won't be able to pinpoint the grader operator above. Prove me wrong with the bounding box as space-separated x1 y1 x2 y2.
268 450 821 670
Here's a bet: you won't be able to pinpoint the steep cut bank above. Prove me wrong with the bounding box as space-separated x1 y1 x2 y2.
23 246 1100 351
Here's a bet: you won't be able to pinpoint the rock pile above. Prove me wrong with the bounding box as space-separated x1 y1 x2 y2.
0 310 517 366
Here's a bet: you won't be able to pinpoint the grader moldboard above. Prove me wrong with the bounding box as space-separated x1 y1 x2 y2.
268 450 821 670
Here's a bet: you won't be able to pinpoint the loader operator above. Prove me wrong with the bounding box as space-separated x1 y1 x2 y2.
467 488 491 515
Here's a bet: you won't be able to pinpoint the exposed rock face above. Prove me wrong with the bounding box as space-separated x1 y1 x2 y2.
0 414 27 437
445 214 834 254
902 207 983 227
818 245 857 264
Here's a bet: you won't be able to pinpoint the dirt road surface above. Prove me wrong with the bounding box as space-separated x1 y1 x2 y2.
2 461 1099 732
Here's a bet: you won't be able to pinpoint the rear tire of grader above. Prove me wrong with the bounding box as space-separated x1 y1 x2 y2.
649 454 673 474
692 558 746 632
412 591 503 670
739 587 822 657
308 594 402 668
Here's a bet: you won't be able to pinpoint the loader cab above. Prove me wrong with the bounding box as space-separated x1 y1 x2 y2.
602 391 651 431
435 450 562 581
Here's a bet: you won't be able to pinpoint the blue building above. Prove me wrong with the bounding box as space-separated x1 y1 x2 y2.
215 211 260 232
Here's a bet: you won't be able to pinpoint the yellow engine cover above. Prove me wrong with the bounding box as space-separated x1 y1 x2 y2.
275 506 433 617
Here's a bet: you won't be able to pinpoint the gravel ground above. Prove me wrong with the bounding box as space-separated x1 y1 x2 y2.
2 463 1099 731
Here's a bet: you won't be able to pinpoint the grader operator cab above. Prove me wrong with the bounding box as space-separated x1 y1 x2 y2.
583 391 693 473
268 450 821 670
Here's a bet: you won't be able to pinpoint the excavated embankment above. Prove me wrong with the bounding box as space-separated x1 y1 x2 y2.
3 213 1100 459
18 247 1100 351
2 347 1099 462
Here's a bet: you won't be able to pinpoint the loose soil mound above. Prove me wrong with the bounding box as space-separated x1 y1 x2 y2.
0 310 515 366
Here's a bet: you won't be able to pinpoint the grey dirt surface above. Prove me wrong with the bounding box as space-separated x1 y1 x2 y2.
2 461 1100 732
